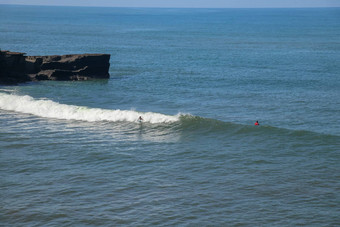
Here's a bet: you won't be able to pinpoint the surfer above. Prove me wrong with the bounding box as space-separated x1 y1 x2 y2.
255 120 259 126
138 116 143 122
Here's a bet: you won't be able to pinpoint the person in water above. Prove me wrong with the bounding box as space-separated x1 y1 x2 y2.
138 116 143 121
255 120 259 126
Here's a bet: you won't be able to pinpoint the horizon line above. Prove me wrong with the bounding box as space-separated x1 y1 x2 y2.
1 3 340 9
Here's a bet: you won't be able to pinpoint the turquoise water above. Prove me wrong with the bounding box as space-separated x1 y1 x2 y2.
1 5 340 226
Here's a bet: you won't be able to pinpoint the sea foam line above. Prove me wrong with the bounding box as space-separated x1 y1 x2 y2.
0 93 179 123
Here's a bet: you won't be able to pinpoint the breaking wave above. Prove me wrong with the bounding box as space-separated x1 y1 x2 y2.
0 93 180 124
1 92 338 143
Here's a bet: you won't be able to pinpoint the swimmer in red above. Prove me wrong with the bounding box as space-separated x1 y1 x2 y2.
255 120 259 126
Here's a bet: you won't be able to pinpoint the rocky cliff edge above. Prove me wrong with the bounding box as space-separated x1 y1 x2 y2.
0 50 110 85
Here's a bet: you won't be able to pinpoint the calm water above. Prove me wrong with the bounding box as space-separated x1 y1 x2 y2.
1 5 340 226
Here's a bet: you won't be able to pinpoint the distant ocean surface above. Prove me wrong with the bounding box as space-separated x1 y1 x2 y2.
1 5 339 226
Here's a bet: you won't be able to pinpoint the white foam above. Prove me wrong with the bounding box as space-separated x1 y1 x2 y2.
0 93 179 124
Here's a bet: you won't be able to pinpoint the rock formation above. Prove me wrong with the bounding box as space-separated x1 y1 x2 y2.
0 50 110 85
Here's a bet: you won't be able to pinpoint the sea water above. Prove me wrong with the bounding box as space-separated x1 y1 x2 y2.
0 5 339 226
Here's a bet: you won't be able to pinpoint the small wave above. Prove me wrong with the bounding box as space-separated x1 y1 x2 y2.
0 93 179 124
178 114 340 140
0 88 15 93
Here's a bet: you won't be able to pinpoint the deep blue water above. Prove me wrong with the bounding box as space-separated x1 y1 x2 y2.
1 5 340 226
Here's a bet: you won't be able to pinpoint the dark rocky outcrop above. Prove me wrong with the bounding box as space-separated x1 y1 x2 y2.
0 50 110 85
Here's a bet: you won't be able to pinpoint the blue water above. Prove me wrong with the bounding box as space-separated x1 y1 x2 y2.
1 5 340 226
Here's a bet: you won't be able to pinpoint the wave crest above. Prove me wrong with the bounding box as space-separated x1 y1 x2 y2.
0 93 179 124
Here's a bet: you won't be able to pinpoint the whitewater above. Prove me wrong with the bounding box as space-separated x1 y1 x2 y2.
0 92 180 123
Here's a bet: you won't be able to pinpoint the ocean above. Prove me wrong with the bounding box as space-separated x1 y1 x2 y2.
0 5 339 226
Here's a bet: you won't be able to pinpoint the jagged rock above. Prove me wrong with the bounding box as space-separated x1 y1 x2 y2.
0 51 30 84
0 50 110 85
